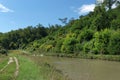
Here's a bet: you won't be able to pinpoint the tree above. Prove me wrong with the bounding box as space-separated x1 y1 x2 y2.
59 17 68 25
78 29 94 42
0 46 8 56
111 19 120 29
61 34 77 53
108 30 120 54
54 39 63 53
93 29 112 54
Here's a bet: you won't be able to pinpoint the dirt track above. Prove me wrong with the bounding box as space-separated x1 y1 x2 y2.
14 57 19 78
0 57 19 79
0 57 14 72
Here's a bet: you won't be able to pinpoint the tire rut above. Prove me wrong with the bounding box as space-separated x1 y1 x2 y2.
14 57 19 79
0 57 14 72
0 57 19 80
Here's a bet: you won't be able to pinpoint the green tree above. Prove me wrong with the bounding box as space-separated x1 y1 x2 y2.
78 29 94 42
61 36 77 53
93 29 112 54
108 30 120 54
111 19 120 29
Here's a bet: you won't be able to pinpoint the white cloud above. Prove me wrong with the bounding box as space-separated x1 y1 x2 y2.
0 3 13 12
75 4 95 15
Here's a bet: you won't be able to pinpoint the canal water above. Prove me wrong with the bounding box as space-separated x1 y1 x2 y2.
48 57 120 80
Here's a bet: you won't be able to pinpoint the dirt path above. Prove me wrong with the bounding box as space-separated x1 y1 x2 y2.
0 56 19 79
0 57 14 72
14 57 19 78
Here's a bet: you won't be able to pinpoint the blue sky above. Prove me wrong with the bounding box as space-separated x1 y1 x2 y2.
0 0 96 33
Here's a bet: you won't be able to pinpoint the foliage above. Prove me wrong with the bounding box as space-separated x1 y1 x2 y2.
0 5 120 55
0 25 48 49
108 30 120 55
0 46 7 55
93 29 112 54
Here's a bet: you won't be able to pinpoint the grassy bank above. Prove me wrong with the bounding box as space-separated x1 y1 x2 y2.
29 55 69 80
16 55 43 80
0 57 16 80
0 63 16 80
3 50 69 80
17 53 69 80
45 52 120 62
77 54 120 61
0 56 8 70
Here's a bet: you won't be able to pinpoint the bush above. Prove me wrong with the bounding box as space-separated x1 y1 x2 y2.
0 48 8 56
93 29 112 54
108 30 120 55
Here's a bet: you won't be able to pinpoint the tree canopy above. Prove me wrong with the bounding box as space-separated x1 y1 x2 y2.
0 3 120 55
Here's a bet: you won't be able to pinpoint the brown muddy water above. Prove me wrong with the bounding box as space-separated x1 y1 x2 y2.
46 57 120 80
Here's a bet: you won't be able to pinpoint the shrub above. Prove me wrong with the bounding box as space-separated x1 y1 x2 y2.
0 47 8 56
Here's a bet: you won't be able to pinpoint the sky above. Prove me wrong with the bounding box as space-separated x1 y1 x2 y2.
0 0 96 33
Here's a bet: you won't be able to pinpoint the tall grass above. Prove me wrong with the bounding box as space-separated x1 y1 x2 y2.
46 52 120 62
17 55 43 80
1 50 70 80
0 57 8 70
30 56 70 80
0 62 16 80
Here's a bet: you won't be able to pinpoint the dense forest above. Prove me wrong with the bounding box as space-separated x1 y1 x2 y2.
0 0 120 55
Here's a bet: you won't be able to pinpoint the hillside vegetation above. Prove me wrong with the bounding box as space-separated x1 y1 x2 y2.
0 4 120 55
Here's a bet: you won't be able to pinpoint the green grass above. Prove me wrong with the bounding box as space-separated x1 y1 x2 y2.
1 51 43 80
0 62 16 80
17 55 43 80
41 63 68 80
76 54 120 61
0 56 8 70
1 50 70 80
47 52 120 62
30 56 69 80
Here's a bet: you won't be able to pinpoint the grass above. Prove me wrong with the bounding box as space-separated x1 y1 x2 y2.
17 55 43 80
76 53 120 61
45 52 120 62
7 50 69 80
0 57 8 70
30 56 69 80
0 51 43 80
0 61 16 80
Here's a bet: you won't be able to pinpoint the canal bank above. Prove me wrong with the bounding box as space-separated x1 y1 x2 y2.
46 53 120 62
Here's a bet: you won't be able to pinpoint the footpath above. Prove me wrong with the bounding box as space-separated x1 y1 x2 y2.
0 57 19 79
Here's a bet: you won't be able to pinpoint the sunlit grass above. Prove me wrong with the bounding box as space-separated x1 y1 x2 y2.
1 50 70 80
30 56 69 80
17 55 43 80
0 62 16 80
0 57 8 70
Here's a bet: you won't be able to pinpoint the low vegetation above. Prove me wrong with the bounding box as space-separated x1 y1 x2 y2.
0 50 69 80
0 57 8 70
0 57 16 80
29 55 69 80
0 46 7 56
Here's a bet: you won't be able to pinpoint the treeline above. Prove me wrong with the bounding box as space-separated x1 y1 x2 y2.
0 24 47 49
0 1 120 55
26 4 120 55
